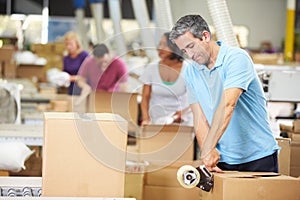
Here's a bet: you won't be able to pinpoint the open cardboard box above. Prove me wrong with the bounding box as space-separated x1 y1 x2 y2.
202 171 300 200
276 137 291 175
135 124 194 170
42 112 128 197
87 91 139 132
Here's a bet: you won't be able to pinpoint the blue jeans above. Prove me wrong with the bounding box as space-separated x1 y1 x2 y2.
217 151 278 173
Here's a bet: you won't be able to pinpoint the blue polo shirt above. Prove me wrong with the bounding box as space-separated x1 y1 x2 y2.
184 41 279 164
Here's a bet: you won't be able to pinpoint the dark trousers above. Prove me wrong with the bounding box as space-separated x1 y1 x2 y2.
217 151 278 173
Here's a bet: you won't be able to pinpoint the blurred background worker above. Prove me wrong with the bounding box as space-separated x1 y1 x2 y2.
75 43 128 104
63 31 89 95
139 32 193 126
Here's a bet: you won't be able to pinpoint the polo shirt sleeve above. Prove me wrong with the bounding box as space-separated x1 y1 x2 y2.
223 52 254 92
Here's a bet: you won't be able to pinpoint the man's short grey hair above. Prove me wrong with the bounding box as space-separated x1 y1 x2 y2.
93 43 109 58
169 15 211 43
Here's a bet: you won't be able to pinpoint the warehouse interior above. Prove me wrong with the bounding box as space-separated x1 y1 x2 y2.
0 0 300 199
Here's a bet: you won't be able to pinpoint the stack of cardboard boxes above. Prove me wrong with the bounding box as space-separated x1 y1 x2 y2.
280 119 300 177
136 124 201 200
17 42 65 82
31 42 65 71
0 45 16 79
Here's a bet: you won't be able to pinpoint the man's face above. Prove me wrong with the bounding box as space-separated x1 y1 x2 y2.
174 31 209 65
95 53 110 69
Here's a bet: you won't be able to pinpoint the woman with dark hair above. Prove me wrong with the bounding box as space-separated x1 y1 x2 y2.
139 32 193 126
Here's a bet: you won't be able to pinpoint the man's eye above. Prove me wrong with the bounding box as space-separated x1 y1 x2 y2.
188 44 194 49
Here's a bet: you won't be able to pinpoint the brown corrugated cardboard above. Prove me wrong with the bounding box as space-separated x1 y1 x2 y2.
202 171 300 200
145 166 181 187
280 119 300 133
137 124 194 165
0 46 16 79
144 185 201 200
291 141 300 177
0 46 14 61
87 91 139 132
143 161 203 200
42 112 128 197
293 120 300 132
144 160 202 186
291 166 300 178
125 173 144 200
2 61 16 78
288 132 300 141
0 170 9 176
276 137 291 175
16 64 46 82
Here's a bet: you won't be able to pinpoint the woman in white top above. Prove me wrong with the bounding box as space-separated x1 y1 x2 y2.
139 32 193 126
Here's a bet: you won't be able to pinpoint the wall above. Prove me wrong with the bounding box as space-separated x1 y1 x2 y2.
169 0 286 49
3 0 288 50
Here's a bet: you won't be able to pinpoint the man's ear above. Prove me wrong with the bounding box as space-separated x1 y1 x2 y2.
202 31 211 40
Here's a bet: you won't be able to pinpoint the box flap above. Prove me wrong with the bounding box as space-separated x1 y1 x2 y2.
214 171 300 180
44 112 126 122
140 124 194 138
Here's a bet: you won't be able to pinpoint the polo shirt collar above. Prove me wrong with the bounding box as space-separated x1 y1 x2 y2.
214 40 226 69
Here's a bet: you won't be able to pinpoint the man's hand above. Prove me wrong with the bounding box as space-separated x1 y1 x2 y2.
202 148 223 172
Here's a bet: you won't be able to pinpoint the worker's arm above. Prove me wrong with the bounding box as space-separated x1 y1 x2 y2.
201 87 243 171
191 102 210 148
74 75 91 106
69 75 78 82
118 82 128 92
140 84 152 125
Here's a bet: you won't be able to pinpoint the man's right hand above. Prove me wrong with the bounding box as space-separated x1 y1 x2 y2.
201 148 223 172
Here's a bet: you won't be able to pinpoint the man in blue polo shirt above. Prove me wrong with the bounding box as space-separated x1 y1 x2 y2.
169 15 279 172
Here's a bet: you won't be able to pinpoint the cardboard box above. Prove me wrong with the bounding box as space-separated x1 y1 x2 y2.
0 46 14 61
9 146 42 177
137 124 194 164
280 119 300 133
16 64 46 82
288 132 300 142
124 159 148 200
0 60 16 79
143 161 203 200
0 171 9 176
125 173 144 200
251 53 279 65
294 120 300 133
144 160 202 186
291 141 300 177
144 185 201 200
50 99 69 112
276 137 291 175
87 91 139 132
0 46 16 79
42 112 128 197
202 171 300 200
